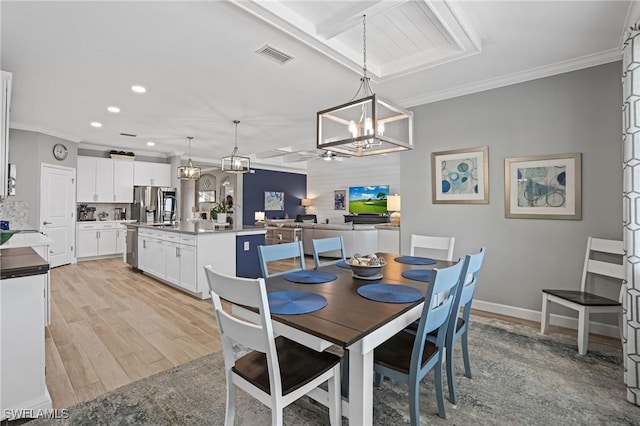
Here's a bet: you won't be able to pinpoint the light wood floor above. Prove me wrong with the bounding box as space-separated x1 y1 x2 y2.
45 256 621 409
46 258 221 409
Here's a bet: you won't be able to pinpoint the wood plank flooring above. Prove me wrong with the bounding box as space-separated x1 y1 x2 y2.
44 255 620 410
46 258 221 409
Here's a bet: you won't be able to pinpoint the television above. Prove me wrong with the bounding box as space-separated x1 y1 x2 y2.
348 185 389 214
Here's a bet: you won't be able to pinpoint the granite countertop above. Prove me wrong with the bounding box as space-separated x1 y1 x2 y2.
129 221 267 236
0 231 55 249
0 247 49 279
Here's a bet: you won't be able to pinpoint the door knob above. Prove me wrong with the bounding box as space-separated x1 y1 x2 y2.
43 221 52 225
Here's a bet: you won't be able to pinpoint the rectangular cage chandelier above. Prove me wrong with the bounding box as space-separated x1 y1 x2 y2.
316 15 413 157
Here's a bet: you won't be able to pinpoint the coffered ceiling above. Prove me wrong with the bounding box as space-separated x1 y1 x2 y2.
0 1 635 171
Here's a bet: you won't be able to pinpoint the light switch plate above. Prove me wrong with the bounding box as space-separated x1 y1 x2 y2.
244 241 249 251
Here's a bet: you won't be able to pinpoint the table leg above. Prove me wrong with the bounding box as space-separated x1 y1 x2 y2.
348 344 373 425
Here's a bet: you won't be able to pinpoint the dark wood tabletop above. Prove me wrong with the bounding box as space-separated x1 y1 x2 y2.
265 253 453 348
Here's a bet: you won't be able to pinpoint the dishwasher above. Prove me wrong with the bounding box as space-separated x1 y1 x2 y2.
125 225 138 269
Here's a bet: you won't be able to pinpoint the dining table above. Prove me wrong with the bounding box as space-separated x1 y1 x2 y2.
232 252 453 425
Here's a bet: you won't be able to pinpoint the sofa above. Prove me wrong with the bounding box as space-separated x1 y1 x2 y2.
264 220 378 257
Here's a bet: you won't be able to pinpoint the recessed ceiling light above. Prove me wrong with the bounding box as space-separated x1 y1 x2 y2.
90 121 102 128
131 85 146 93
107 106 120 113
146 141 155 146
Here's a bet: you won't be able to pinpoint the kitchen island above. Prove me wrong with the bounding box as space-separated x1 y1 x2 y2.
129 222 266 298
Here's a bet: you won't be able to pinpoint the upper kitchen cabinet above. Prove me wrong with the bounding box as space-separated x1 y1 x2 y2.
133 161 171 187
113 160 134 202
77 157 134 203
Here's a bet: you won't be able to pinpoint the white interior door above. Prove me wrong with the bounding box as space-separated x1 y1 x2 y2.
40 163 75 268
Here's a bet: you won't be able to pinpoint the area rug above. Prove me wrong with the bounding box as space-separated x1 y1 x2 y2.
31 316 640 425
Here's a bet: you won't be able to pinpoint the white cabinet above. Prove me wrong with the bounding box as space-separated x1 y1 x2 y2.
1 71 12 200
134 161 171 187
113 160 134 202
77 157 134 202
1 272 51 420
116 224 127 254
76 222 118 258
377 227 400 254
164 233 197 293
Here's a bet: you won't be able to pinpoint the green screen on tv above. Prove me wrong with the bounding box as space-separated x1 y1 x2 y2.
348 185 389 214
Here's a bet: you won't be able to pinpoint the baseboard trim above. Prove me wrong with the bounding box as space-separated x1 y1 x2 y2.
472 299 620 339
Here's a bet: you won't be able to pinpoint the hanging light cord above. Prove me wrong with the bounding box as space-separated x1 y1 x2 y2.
187 136 193 159
230 120 240 156
350 14 374 101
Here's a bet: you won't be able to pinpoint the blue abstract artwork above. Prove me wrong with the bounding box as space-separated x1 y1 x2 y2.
516 166 566 208
440 157 479 195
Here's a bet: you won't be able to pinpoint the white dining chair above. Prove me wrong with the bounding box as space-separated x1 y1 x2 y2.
204 266 342 425
541 237 625 355
410 234 455 261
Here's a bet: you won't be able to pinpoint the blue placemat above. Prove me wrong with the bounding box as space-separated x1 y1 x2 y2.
268 291 328 315
284 270 337 284
394 256 437 265
401 269 432 282
336 260 351 269
357 283 424 304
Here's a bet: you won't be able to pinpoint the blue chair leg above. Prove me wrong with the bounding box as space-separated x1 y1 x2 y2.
446 343 458 404
434 356 447 419
409 379 420 426
461 331 472 378
374 373 383 387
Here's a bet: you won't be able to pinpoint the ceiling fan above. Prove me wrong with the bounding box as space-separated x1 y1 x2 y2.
318 150 349 162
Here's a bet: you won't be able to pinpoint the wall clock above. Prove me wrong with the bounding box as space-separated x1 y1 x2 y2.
53 143 68 161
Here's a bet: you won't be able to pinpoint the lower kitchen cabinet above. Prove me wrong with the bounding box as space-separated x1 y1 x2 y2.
136 227 244 299
116 224 126 254
77 222 117 258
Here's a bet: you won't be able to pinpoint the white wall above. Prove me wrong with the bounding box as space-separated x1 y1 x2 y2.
306 153 401 224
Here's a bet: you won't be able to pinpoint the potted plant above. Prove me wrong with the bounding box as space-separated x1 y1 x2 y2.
210 202 233 224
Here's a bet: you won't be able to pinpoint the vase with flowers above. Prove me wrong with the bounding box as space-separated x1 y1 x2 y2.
210 202 234 224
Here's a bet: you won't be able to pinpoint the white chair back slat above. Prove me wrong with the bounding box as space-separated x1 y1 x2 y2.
217 309 269 353
410 234 455 261
579 237 626 292
590 238 624 255
204 265 265 307
586 259 625 280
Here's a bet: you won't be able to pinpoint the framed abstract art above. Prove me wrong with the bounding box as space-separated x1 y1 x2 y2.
504 152 581 220
431 146 489 204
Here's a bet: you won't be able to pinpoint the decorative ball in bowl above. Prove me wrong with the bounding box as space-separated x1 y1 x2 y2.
350 253 386 277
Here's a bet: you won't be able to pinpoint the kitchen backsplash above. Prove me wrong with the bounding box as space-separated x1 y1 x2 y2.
0 199 30 229
80 203 131 221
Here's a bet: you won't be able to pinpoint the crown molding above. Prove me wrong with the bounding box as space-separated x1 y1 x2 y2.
401 48 622 108
10 121 83 143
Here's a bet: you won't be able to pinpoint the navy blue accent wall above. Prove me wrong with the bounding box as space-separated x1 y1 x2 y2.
236 233 265 278
242 169 307 225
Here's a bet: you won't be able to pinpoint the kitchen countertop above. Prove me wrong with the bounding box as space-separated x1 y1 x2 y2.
0 247 49 279
76 220 136 224
0 231 54 249
128 221 267 236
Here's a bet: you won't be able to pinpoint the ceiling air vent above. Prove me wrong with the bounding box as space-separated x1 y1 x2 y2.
256 45 294 65
119 132 137 137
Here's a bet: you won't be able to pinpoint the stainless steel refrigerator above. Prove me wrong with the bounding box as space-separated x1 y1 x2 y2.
131 186 177 223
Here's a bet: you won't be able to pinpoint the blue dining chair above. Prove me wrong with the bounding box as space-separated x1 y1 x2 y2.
443 247 485 404
373 260 465 423
258 241 305 278
311 236 347 268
